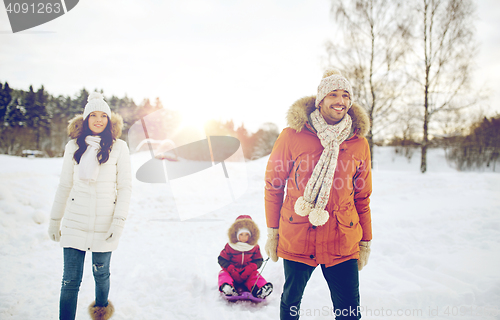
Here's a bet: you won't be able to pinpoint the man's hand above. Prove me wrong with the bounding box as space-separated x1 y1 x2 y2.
265 228 279 262
358 241 371 271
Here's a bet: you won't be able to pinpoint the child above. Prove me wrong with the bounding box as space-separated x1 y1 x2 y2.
218 215 273 299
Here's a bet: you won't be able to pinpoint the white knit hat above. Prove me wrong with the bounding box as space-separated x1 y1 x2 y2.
237 228 251 239
315 68 353 108
83 92 111 120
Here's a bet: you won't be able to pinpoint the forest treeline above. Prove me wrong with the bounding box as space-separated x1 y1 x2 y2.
1 82 498 170
0 82 279 160
444 116 500 171
385 114 500 171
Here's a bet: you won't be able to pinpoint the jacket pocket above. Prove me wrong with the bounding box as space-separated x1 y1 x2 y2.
281 196 310 224
279 197 313 255
330 205 362 256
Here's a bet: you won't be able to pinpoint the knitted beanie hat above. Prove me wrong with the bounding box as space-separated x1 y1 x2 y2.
236 215 252 221
237 227 251 239
315 68 353 108
235 216 252 239
83 92 111 120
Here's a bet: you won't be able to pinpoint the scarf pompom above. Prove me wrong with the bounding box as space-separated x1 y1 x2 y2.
308 208 329 226
294 196 313 217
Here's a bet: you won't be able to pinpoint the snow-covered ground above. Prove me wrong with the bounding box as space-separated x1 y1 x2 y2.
1 147 499 320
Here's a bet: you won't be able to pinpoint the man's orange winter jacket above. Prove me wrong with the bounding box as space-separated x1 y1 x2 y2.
265 96 372 268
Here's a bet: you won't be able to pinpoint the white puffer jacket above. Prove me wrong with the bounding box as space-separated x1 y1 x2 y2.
50 113 132 252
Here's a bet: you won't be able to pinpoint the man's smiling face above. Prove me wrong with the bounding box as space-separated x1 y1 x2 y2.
318 90 351 125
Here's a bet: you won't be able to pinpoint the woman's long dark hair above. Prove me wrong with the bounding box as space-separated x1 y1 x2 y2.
73 116 115 164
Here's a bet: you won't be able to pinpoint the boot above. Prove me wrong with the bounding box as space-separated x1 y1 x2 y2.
252 282 273 299
220 283 238 296
88 300 115 320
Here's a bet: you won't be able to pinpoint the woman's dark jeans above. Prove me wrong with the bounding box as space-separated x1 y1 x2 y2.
59 248 112 320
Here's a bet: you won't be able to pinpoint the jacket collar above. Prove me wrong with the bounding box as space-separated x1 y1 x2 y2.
286 96 370 137
228 242 255 252
67 112 124 140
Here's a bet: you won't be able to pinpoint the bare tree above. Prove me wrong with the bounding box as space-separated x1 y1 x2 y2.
388 103 421 162
326 0 412 164
408 0 477 173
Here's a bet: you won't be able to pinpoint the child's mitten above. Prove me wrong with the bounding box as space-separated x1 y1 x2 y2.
227 265 243 283
240 263 258 280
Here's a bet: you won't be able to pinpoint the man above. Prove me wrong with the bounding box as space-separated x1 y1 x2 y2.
264 68 372 320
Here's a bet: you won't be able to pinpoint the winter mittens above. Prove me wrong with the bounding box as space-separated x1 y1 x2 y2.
357 241 371 271
105 217 126 243
48 219 61 242
240 263 258 280
227 265 244 283
265 227 279 262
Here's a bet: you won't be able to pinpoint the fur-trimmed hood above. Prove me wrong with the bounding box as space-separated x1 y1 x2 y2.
227 216 260 246
286 96 370 137
67 112 124 139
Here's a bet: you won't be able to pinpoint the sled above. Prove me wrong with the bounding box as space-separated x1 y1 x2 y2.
222 284 265 303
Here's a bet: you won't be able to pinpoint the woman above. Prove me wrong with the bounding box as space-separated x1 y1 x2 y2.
48 92 132 320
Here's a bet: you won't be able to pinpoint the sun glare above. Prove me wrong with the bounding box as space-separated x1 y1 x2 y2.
168 110 211 145
178 111 209 134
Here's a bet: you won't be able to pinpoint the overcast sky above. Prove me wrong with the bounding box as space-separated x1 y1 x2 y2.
1 0 499 133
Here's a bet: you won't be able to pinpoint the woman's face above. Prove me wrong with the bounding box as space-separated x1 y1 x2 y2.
88 111 109 135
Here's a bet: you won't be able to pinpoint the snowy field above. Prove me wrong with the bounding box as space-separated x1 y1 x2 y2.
1 146 499 320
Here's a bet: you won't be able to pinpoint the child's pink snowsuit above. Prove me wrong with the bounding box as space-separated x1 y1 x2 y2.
217 215 268 292
218 268 267 291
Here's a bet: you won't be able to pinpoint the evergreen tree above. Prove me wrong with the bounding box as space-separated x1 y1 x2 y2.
21 85 51 149
72 88 89 116
2 96 31 155
446 115 500 171
33 86 51 148
47 94 72 156
236 124 253 159
138 98 155 118
23 86 36 127
0 82 12 122
154 97 163 110
5 97 26 127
